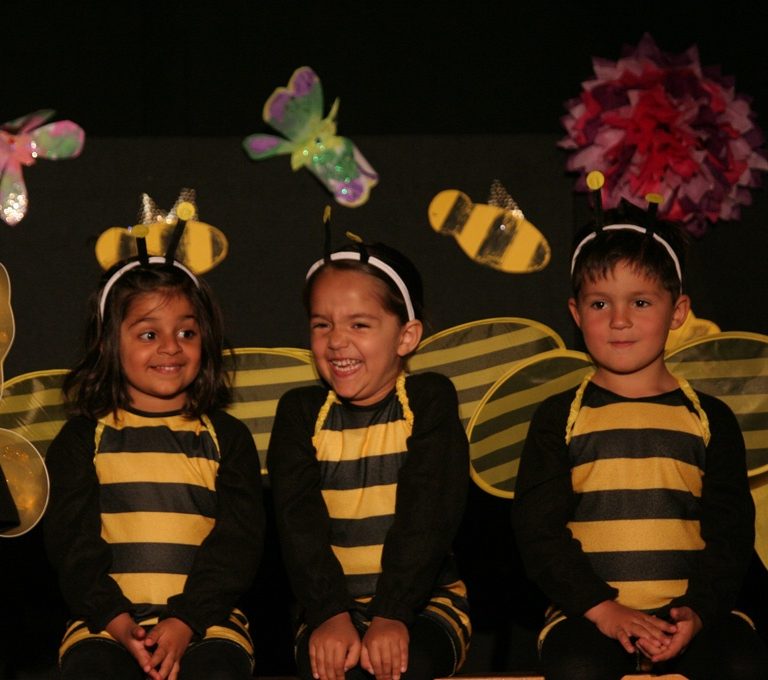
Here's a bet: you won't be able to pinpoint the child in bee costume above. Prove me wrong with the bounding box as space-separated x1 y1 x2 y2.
514 202 768 679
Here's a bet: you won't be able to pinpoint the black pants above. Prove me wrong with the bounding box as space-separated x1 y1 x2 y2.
295 616 457 680
540 612 768 680
60 637 253 680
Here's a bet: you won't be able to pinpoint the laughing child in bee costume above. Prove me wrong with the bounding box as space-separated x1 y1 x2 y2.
44 245 264 680
268 238 471 680
513 197 768 679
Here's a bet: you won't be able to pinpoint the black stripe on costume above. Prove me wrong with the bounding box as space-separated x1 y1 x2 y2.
573 489 701 521
100 482 217 516
570 428 705 468
345 573 380 599
587 549 696 582
424 597 471 643
98 426 218 460
319 453 407 490
322 400 403 430
110 542 198 574
330 515 394 547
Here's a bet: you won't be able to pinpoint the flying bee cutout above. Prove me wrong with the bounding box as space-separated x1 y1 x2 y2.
95 189 228 274
428 180 551 273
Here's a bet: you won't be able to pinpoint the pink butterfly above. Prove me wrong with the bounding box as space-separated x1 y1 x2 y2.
0 110 85 226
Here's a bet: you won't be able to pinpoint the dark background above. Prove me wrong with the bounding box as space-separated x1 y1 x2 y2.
1 2 767 677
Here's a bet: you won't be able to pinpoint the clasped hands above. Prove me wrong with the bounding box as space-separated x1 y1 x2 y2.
106 612 193 680
585 600 703 663
309 611 409 680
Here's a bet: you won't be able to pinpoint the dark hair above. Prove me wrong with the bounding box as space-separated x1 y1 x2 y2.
303 243 425 324
570 206 688 301
64 263 230 419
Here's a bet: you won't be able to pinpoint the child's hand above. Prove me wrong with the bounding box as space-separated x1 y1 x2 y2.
309 612 361 680
639 606 702 663
143 617 194 680
105 612 161 680
361 617 409 680
584 600 676 654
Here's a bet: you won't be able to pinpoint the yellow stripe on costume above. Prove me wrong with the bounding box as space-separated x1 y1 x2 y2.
315 423 410 461
608 579 689 610
321 484 398 519
572 458 703 495
110 572 187 607
105 411 209 433
331 544 383 575
101 512 215 544
572 402 703 437
95 452 218 488
569 519 704 552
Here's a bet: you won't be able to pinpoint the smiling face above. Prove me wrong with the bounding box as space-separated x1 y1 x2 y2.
569 260 689 397
118 290 202 412
309 268 422 407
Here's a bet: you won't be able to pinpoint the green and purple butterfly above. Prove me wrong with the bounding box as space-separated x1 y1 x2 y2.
243 66 378 208
0 110 85 226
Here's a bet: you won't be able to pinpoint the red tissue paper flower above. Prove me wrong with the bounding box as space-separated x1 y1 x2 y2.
560 33 768 236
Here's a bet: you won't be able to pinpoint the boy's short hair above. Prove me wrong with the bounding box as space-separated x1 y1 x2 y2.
570 204 688 300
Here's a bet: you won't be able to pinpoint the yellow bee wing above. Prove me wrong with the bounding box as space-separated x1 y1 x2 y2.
0 264 15 401
665 309 721 352
0 368 64 538
409 317 563 429
666 331 768 478
224 348 320 475
751 470 768 570
466 349 593 498
0 429 49 537
428 190 550 273
95 219 229 274
667 330 768 572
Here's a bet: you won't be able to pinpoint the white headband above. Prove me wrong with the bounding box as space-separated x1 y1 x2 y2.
99 256 200 319
306 251 416 321
570 223 682 285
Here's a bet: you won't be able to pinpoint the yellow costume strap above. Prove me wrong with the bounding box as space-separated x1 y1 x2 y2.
312 373 412 436
564 372 710 446
565 371 594 445
675 376 711 446
313 391 340 438
394 373 413 428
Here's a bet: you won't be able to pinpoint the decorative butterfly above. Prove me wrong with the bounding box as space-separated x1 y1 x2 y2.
243 66 378 208
0 110 85 226
428 181 551 273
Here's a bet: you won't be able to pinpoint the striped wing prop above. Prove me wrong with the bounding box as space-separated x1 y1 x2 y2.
0 370 68 460
408 318 563 428
666 332 768 478
666 332 768 569
224 348 319 474
466 350 593 498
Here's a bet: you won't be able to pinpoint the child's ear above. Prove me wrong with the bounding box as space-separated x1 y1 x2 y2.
568 298 582 329
397 319 423 357
670 294 691 330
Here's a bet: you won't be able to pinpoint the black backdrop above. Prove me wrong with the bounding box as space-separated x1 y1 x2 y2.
2 2 768 677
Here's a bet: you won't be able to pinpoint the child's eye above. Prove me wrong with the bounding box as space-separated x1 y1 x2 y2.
311 321 329 331
634 299 650 308
589 301 606 310
139 331 156 341
178 329 197 339
351 322 369 329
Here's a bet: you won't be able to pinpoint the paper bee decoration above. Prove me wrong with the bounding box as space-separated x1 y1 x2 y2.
243 66 378 207
0 110 85 226
95 189 229 274
428 181 551 273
